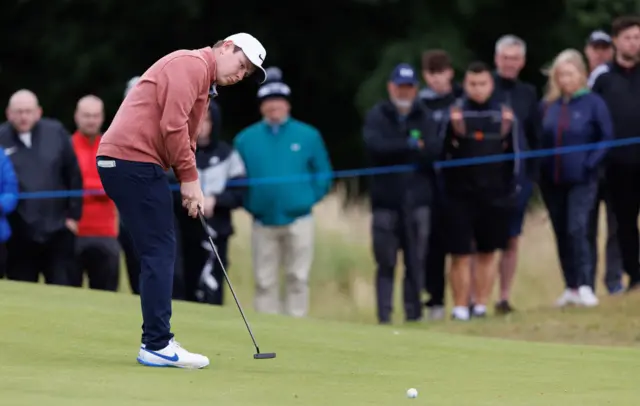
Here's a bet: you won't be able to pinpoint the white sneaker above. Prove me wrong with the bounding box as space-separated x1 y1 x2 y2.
577 286 599 307
137 339 210 369
451 306 470 321
555 289 580 307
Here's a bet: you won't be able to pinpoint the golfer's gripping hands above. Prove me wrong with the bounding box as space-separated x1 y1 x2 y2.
181 179 204 218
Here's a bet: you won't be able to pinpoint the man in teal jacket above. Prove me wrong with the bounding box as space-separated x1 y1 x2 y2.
234 67 332 317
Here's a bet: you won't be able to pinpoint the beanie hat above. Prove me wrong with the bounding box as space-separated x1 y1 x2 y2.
257 66 291 103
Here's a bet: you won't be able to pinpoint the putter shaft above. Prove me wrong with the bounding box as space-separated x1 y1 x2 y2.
197 211 263 354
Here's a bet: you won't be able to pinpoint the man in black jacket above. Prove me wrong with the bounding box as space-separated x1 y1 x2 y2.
489 34 541 314
591 15 640 292
177 100 246 305
584 30 623 295
419 49 463 320
441 61 521 320
363 63 441 324
0 89 82 285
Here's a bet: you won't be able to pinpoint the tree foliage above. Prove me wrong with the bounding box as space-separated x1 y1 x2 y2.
0 0 634 191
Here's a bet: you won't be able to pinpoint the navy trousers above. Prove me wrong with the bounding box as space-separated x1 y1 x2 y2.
97 156 175 350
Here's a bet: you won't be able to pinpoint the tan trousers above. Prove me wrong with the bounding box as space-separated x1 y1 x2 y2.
251 215 314 317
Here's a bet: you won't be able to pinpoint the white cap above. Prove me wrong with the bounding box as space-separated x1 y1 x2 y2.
224 33 267 84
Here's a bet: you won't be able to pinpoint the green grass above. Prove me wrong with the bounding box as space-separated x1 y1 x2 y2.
4 192 640 404
1 280 640 406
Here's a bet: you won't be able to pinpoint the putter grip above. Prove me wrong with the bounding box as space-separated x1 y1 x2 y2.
197 209 209 232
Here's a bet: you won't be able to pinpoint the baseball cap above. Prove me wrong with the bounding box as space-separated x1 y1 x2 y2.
390 63 419 85
587 30 612 46
225 33 267 84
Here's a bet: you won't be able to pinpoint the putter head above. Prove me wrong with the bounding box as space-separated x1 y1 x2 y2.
254 352 276 359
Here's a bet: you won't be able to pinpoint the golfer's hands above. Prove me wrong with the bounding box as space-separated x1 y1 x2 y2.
180 180 204 218
203 195 216 218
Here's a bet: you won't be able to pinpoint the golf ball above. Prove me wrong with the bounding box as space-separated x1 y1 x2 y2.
406 388 418 398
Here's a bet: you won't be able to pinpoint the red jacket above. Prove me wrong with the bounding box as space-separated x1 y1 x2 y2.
72 132 117 237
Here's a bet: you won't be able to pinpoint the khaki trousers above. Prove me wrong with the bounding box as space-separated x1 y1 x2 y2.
251 215 314 317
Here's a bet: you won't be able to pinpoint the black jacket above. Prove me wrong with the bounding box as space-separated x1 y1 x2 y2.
591 60 640 167
491 73 541 180
441 98 521 203
362 99 441 210
419 83 464 124
196 99 245 238
0 118 82 242
197 138 246 238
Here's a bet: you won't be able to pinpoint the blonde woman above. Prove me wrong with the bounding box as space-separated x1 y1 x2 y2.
539 49 613 308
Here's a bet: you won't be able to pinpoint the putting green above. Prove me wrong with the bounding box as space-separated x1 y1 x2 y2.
0 280 638 405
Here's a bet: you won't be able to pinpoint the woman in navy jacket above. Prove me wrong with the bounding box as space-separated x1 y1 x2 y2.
539 49 613 308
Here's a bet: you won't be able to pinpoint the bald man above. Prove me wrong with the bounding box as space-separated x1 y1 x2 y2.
0 89 82 285
68 95 120 291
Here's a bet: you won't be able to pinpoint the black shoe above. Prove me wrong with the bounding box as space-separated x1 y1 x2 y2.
425 298 444 308
471 311 487 319
495 300 515 315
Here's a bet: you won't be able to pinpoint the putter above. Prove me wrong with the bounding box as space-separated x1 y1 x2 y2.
197 210 276 360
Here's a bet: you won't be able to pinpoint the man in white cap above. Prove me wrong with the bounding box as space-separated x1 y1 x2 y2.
96 33 267 369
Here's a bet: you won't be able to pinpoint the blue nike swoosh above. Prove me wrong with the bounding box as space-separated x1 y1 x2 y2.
143 348 179 362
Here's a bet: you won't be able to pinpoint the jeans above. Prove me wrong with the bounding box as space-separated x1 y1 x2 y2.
541 180 598 289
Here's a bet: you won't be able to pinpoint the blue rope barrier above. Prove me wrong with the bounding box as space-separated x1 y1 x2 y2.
14 136 639 200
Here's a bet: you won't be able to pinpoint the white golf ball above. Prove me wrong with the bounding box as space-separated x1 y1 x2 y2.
406 388 418 398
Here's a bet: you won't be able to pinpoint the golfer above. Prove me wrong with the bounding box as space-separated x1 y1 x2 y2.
96 33 267 369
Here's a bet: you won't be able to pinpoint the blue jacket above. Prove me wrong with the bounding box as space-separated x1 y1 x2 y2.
234 118 333 226
540 89 613 184
0 147 19 242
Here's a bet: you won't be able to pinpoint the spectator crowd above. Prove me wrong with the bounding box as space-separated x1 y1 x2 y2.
1 15 640 324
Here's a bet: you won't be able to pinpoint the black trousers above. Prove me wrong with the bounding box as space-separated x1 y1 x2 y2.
69 236 121 291
6 228 75 285
194 237 229 306
98 156 175 351
373 206 431 323
0 242 6 279
424 199 446 307
607 164 640 286
587 178 624 292
175 206 209 303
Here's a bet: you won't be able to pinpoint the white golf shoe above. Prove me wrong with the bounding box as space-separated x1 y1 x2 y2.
137 339 210 369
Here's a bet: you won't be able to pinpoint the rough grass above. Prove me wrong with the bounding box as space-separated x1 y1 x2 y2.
108 186 638 348
221 186 640 348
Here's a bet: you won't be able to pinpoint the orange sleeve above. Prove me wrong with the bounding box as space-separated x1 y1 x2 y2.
155 55 208 183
